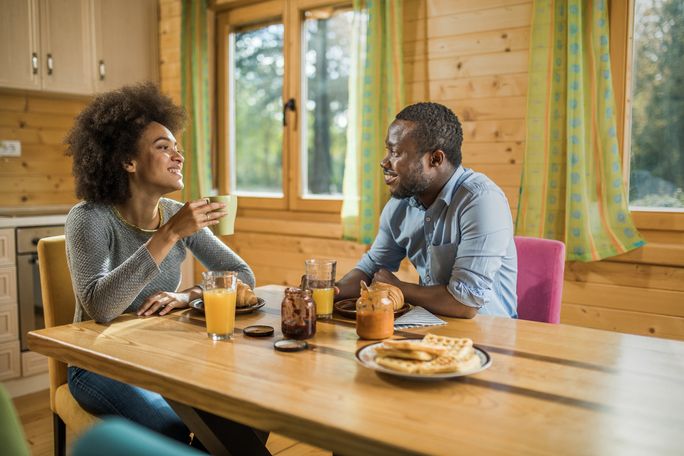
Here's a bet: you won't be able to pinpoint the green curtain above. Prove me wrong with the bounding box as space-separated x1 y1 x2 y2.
517 0 645 261
181 0 212 200
342 0 405 244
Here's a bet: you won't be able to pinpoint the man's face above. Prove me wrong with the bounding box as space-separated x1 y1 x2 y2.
381 120 432 199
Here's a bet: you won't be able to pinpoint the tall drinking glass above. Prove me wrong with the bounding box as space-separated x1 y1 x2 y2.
201 271 237 340
304 259 336 319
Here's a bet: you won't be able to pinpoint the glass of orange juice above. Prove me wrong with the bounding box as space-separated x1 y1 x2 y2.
304 259 336 319
201 271 237 340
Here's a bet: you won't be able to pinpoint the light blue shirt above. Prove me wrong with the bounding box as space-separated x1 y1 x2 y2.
356 166 518 317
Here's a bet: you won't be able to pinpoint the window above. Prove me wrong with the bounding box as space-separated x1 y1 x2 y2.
232 22 285 197
626 0 684 211
217 1 353 212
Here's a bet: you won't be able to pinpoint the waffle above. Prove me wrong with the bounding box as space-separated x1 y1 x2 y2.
374 347 437 361
382 339 449 356
374 333 481 375
376 350 480 374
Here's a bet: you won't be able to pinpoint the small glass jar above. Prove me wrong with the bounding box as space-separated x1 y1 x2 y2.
281 287 316 340
356 289 394 340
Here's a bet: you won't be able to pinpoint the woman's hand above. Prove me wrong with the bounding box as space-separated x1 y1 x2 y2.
163 199 227 241
145 199 226 266
137 291 191 316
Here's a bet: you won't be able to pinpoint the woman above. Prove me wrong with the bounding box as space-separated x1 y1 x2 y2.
64 83 263 450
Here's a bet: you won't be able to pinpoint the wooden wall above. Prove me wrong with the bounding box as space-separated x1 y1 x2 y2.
0 92 86 208
403 0 530 218
161 0 684 341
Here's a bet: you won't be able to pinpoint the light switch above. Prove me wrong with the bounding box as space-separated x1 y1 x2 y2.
0 140 21 157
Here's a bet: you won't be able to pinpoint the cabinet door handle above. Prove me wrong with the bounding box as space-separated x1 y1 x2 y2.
31 52 39 74
46 53 53 75
99 60 106 80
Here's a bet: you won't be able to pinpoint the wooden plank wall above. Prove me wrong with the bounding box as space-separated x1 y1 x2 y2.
403 0 531 218
159 0 684 340
0 92 85 208
402 0 684 340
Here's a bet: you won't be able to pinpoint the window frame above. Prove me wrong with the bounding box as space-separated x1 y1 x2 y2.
610 0 684 231
216 0 350 213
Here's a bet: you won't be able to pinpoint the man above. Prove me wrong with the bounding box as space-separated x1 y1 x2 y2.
337 102 517 318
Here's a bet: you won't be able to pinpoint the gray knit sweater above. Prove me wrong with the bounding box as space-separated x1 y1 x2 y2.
65 198 255 323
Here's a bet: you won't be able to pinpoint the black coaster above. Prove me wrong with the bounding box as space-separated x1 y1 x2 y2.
273 339 308 352
243 325 274 337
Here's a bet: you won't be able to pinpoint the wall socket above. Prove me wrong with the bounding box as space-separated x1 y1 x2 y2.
0 140 22 157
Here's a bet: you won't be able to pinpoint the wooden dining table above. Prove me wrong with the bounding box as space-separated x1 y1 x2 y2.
28 285 684 455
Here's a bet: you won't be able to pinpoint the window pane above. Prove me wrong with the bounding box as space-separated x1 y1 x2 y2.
628 0 684 210
302 9 353 197
231 23 284 196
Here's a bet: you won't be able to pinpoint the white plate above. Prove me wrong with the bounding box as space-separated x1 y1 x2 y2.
355 340 492 380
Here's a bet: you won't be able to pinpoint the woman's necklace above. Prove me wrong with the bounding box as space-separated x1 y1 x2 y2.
112 204 164 233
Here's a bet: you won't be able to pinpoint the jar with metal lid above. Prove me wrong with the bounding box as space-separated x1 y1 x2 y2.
281 287 316 340
356 288 394 340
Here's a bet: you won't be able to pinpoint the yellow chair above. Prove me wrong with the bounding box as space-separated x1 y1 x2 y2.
38 235 99 456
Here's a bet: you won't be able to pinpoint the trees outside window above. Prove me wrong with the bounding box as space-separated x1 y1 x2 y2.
628 0 684 210
218 1 353 212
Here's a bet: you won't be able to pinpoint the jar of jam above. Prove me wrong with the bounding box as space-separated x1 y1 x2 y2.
281 287 316 340
356 289 394 340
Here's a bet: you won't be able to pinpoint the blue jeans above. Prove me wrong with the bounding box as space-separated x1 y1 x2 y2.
68 366 270 454
68 366 191 444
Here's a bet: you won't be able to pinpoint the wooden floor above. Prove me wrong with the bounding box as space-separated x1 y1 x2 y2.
12 389 329 456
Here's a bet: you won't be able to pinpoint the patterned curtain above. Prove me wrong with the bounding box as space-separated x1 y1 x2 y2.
181 0 213 200
517 0 645 261
342 0 405 244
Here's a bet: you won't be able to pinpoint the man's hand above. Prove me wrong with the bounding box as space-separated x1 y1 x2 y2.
137 291 191 317
372 269 403 287
334 269 372 301
373 269 477 319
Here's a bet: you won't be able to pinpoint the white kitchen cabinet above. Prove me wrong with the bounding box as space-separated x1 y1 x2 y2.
0 303 19 343
0 266 17 306
0 340 21 380
0 0 92 93
0 228 15 266
21 350 47 376
93 0 159 93
0 0 158 95
0 0 40 90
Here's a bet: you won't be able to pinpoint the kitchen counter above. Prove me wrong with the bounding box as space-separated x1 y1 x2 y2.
0 205 72 227
0 215 68 228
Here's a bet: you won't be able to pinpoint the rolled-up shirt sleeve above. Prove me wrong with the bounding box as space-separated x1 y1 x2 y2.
356 202 406 277
446 187 513 309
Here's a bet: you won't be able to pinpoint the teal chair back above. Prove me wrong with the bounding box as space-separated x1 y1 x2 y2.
0 385 30 456
73 417 203 456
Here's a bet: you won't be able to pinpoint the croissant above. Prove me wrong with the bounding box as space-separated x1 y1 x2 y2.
236 280 258 308
358 281 404 310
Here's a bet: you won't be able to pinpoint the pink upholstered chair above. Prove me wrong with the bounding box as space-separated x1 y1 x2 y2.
514 236 566 324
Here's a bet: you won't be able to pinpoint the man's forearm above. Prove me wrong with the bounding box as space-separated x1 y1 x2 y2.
399 283 477 319
335 268 372 301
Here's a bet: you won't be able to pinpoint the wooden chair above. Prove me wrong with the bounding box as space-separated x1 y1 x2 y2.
37 235 98 456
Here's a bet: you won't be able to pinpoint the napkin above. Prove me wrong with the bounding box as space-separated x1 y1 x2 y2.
394 306 447 329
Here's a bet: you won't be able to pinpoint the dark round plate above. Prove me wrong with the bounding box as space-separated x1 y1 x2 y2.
189 297 266 315
333 298 413 319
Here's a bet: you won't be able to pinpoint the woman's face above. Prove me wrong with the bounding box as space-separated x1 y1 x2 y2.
125 122 184 194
